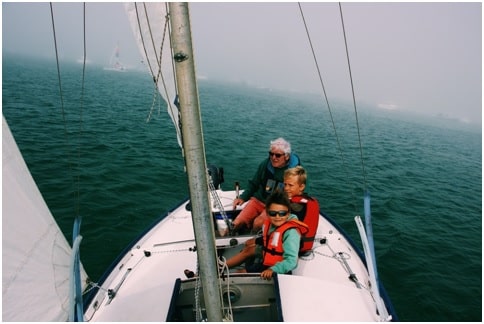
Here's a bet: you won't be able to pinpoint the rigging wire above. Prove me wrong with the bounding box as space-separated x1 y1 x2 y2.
49 3 87 219
297 3 357 211
49 3 82 218
338 3 368 191
134 2 162 120
49 3 70 169
76 3 87 218
134 3 156 77
50 2 87 321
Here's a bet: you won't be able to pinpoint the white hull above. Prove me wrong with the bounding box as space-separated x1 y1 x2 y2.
84 189 392 321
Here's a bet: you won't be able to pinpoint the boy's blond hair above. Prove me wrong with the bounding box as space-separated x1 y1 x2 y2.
284 165 307 185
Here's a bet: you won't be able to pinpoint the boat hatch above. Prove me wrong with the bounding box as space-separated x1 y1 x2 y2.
166 273 284 321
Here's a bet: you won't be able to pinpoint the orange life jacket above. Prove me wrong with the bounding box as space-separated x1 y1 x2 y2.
290 195 320 252
261 218 309 267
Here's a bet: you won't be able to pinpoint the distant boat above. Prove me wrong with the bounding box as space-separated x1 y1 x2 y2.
104 43 126 72
377 103 398 110
76 56 92 65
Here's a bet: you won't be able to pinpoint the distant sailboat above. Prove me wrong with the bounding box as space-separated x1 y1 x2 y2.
104 43 126 72
76 54 92 65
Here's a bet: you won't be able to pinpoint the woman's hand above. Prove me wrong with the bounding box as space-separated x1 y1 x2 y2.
232 198 244 209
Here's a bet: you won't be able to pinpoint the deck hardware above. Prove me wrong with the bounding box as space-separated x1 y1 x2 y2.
338 252 361 288
106 268 133 304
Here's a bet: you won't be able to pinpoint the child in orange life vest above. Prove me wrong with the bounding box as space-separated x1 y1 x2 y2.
225 166 318 270
232 190 308 280
259 190 308 279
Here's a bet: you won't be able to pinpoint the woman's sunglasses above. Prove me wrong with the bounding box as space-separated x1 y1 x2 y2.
268 152 285 158
268 210 289 217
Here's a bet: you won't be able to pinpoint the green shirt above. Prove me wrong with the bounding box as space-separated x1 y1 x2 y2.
240 154 301 203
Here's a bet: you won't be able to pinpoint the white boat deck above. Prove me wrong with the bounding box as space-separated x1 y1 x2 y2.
84 190 388 322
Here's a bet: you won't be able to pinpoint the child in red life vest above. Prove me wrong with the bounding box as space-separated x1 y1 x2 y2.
283 166 319 252
225 166 319 271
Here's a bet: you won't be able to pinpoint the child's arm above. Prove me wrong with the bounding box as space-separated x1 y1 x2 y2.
269 229 300 274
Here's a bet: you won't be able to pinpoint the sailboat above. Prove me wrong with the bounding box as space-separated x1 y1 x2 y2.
3 2 397 322
104 43 126 72
76 56 92 65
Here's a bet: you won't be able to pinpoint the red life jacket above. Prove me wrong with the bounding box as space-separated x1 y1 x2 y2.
261 218 309 267
290 195 320 252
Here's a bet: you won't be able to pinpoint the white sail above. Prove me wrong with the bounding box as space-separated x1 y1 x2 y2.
124 2 182 148
2 116 88 321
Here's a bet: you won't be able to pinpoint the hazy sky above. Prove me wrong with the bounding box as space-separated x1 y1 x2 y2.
2 2 482 125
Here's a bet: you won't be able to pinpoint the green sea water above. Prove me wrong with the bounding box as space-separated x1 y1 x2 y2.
3 55 482 321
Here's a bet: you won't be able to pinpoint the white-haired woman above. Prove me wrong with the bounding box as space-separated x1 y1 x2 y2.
232 137 301 233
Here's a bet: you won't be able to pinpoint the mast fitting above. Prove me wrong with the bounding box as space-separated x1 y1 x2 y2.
174 52 189 62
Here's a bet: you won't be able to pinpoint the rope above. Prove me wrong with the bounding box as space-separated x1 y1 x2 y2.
82 280 109 295
217 256 234 321
134 3 180 127
148 247 195 254
141 3 170 122
194 262 204 321
208 171 234 233
205 174 235 320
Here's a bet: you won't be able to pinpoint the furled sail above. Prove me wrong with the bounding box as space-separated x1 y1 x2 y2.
125 2 182 148
2 116 88 321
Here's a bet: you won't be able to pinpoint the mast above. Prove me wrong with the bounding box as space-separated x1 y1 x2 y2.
168 3 224 322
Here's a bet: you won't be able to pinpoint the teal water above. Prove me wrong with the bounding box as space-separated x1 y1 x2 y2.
3 55 482 321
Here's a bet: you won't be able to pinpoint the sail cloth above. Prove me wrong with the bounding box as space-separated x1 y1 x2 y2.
2 116 88 321
125 3 182 148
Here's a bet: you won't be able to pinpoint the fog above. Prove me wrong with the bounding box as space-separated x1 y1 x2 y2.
2 2 481 125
